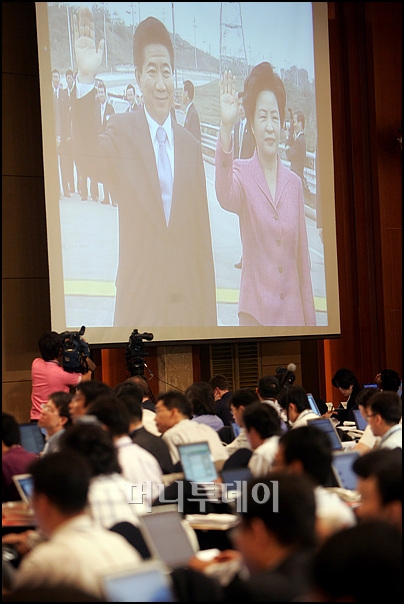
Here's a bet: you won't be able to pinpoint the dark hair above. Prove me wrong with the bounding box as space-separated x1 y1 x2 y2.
156 390 192 418
242 402 281 439
208 374 230 391
115 385 144 422
369 391 402 424
242 61 286 128
125 83 136 94
229 388 259 410
38 331 62 362
86 395 130 437
257 375 281 399
2 412 21 446
331 368 361 390
125 375 149 398
183 79 194 100
278 385 310 413
353 448 402 505
75 380 112 409
356 387 379 409
240 472 317 548
65 69 74 78
49 391 73 427
28 450 91 514
60 423 121 476
278 425 333 486
380 369 401 393
133 16 174 70
97 81 106 94
185 381 216 416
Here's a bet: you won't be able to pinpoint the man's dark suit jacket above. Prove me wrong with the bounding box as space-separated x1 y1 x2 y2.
233 119 255 159
286 132 306 181
130 426 174 474
184 102 201 143
71 92 216 327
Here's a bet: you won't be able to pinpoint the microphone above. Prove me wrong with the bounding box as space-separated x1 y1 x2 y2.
278 363 296 388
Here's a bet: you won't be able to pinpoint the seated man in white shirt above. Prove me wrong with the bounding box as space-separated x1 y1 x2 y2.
12 450 142 599
278 385 319 429
242 402 281 477
225 388 259 457
365 391 402 450
154 390 228 471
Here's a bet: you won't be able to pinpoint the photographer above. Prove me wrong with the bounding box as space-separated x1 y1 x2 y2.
30 331 93 423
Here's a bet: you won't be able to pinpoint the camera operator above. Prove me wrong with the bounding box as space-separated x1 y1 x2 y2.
30 331 93 423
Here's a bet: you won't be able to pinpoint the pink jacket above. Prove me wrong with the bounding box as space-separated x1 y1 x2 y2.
215 141 316 326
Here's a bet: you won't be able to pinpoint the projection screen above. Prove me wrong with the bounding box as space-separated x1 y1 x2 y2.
34 2 339 345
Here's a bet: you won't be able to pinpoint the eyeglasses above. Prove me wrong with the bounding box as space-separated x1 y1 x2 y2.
41 404 57 413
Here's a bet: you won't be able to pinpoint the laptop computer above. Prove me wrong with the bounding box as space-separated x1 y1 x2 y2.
138 505 198 570
353 409 368 431
331 451 360 491
307 417 344 451
221 466 252 501
177 441 218 483
231 422 241 437
307 393 321 416
12 473 34 503
18 423 45 454
102 560 176 602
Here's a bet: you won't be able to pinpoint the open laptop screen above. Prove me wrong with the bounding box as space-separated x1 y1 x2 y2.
307 418 343 451
332 451 360 491
353 409 368 431
19 423 45 454
12 474 34 503
177 441 218 483
102 560 176 602
307 393 321 416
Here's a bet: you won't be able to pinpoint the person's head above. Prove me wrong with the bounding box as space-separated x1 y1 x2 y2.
133 16 174 124
154 390 192 434
208 374 230 398
331 367 360 398
236 91 246 120
114 381 144 425
28 450 92 533
38 331 63 362
233 472 317 574
86 395 130 438
125 83 136 105
278 385 310 424
273 425 333 487
242 62 286 161
257 375 281 401
242 402 281 449
377 369 401 392
66 68 74 89
293 110 305 133
125 375 150 400
69 380 112 421
310 521 402 602
182 79 194 106
60 422 121 477
353 448 402 532
229 388 259 426
38 391 73 435
185 381 216 417
52 68 60 89
366 390 402 437
2 412 22 448
97 81 107 104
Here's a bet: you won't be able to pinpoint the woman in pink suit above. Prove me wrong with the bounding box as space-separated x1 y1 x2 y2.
215 62 316 327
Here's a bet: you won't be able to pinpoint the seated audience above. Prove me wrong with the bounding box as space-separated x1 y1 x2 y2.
353 387 380 453
186 381 225 432
11 451 142 599
366 390 402 449
277 385 319 428
2 413 38 502
68 380 112 422
154 390 229 469
125 374 156 412
242 402 281 477
331 367 362 423
38 391 72 456
272 425 356 542
256 374 289 433
375 368 402 393
115 379 160 436
224 388 259 457
208 374 234 426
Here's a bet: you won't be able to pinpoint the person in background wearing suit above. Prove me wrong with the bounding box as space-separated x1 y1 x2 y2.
216 63 315 326
208 374 234 426
71 10 216 327
96 81 115 206
125 83 139 112
182 80 201 143
285 110 306 182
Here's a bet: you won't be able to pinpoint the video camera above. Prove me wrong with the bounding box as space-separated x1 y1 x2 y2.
59 325 91 373
126 329 154 376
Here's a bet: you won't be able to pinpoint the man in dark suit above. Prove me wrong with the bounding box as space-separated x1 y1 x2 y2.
71 10 216 327
286 110 306 182
182 80 201 142
233 91 255 160
96 81 115 205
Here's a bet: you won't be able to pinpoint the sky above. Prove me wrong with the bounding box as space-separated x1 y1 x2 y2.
61 2 316 79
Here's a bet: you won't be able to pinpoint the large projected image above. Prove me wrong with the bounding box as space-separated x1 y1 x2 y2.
35 2 339 345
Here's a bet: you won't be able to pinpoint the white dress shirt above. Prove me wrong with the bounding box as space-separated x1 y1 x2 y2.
162 419 229 465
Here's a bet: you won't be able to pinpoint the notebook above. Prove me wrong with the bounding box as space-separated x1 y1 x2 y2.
231 422 241 437
353 409 368 431
138 505 197 570
307 393 321 416
331 451 360 491
221 466 252 501
102 560 176 602
307 417 344 451
18 423 45 454
12 473 34 503
177 441 218 483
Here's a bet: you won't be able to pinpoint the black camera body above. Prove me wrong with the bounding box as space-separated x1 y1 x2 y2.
126 329 154 376
60 325 90 373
